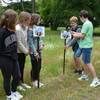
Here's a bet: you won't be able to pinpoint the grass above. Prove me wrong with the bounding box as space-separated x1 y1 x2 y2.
93 27 100 36
0 28 100 100
94 27 100 33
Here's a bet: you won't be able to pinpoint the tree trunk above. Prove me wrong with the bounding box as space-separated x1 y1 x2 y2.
32 0 35 13
20 0 24 10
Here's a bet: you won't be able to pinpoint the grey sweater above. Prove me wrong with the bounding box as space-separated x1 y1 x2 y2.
16 24 29 54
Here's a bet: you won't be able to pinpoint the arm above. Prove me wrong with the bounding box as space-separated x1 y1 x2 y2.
72 31 85 39
66 38 77 47
72 23 88 39
27 30 37 54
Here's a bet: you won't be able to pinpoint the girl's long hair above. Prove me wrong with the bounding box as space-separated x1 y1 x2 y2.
0 9 17 31
30 13 40 27
17 11 31 24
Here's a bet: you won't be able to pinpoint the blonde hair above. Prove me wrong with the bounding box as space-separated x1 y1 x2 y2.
0 9 17 30
70 16 78 23
18 11 31 24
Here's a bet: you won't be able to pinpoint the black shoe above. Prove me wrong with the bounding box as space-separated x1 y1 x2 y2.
78 69 84 75
78 70 83 75
74 69 79 73
74 69 84 75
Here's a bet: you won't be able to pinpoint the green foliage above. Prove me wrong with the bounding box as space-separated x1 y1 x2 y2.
1 0 100 30
0 5 5 15
0 2 32 16
38 0 100 30
5 1 32 13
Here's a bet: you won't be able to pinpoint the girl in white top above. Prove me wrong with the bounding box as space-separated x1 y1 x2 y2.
16 11 31 91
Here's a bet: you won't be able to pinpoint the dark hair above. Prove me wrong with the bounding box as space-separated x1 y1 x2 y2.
0 9 17 31
79 10 89 18
30 13 40 26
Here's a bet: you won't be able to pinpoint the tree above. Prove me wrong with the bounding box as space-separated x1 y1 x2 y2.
32 0 35 12
38 0 100 30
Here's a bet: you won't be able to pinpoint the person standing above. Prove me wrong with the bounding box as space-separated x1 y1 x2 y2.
0 9 23 100
72 10 100 87
16 11 31 91
28 13 44 88
65 16 83 75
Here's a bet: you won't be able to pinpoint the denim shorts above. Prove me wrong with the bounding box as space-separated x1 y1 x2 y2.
82 48 92 64
74 47 82 58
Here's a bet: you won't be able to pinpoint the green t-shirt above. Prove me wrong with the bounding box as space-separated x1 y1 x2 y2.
79 20 93 48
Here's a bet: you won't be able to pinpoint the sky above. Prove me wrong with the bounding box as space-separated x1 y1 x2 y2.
0 0 31 6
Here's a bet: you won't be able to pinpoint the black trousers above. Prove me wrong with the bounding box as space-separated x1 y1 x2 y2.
30 54 42 81
0 57 20 96
18 53 26 83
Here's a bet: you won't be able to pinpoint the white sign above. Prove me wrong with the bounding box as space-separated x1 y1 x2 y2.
33 26 45 37
60 31 72 39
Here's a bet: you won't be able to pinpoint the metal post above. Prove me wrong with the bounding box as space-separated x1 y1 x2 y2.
20 0 24 11
63 39 66 74
37 37 40 88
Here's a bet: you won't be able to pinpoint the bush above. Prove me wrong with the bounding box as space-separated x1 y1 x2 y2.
5 1 32 13
0 5 5 15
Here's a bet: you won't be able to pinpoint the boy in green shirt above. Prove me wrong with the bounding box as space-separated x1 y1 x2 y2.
72 10 100 87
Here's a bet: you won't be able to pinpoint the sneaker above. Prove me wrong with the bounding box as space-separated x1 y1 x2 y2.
39 82 44 87
17 85 26 91
7 94 19 100
78 74 89 81
32 80 44 88
90 79 100 87
11 91 23 99
21 83 31 89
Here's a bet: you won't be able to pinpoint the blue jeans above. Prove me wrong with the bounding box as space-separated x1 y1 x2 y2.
81 48 92 64
74 47 82 58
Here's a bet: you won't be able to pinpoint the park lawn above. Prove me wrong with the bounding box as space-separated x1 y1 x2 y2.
0 28 100 100
94 27 100 34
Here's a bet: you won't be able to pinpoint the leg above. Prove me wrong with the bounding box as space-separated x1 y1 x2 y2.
85 63 97 78
82 48 97 78
30 54 39 81
36 52 42 81
74 47 83 74
0 57 13 96
74 57 82 70
11 60 21 92
18 53 26 83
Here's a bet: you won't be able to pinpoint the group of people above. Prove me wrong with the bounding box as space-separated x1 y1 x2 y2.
64 10 100 88
0 9 44 100
0 8 100 100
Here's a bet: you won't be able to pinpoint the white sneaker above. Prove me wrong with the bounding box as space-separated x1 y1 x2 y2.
78 74 89 81
32 80 44 88
21 83 31 89
17 85 26 91
39 82 44 87
90 79 100 87
12 91 23 99
7 94 19 100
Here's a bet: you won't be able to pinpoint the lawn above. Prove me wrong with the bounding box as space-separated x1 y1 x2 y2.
0 28 100 100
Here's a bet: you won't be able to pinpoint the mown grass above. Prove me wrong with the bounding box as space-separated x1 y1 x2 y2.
0 28 100 100
94 27 100 33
